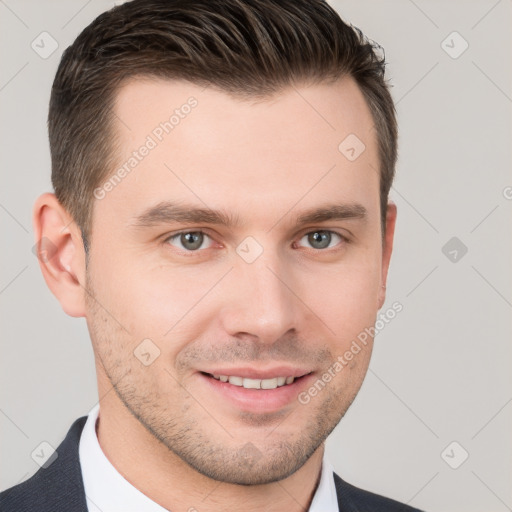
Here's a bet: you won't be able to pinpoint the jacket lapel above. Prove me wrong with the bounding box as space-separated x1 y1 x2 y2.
0 416 89 511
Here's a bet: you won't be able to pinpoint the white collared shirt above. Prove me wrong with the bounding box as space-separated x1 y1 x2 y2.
79 404 339 511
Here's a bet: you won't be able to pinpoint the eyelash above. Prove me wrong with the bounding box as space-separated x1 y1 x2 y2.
163 229 350 254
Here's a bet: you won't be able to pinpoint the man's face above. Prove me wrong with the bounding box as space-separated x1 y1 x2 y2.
85 76 393 484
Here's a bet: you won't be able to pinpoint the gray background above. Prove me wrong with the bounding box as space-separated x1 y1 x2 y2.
1 1 511 510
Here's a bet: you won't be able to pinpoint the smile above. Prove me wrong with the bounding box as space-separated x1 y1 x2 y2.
198 370 315 413
208 374 296 389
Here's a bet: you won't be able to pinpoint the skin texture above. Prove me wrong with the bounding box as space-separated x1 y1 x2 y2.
34 76 396 512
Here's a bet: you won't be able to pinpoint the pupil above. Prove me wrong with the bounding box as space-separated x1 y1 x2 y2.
309 231 330 249
182 232 203 250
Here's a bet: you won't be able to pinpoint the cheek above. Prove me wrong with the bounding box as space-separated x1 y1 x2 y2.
130 265 224 330
87 253 217 367
305 251 382 339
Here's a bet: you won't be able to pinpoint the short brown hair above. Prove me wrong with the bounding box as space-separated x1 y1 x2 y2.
49 0 397 251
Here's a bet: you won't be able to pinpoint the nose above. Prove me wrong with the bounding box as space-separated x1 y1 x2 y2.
218 249 302 345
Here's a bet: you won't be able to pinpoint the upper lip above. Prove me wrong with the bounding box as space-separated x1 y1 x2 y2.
199 366 312 380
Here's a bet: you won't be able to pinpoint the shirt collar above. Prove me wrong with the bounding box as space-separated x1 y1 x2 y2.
79 403 338 511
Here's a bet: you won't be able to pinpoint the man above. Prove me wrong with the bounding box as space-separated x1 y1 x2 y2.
0 0 423 510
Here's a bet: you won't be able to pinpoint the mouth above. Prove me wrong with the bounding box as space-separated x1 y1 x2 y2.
201 372 307 390
197 369 314 414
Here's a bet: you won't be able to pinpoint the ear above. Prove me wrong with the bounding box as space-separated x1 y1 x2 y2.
377 202 397 309
33 193 87 317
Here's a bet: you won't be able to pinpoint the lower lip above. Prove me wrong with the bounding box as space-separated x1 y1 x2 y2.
198 372 315 414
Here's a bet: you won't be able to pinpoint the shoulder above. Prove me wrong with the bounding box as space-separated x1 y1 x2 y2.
334 472 425 512
0 416 89 512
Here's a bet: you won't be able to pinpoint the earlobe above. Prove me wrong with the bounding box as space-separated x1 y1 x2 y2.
377 202 397 309
33 193 87 317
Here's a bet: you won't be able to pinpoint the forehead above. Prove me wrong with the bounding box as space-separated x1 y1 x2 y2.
97 76 379 229
113 76 376 154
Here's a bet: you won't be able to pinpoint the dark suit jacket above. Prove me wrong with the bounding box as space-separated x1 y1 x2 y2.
0 416 424 511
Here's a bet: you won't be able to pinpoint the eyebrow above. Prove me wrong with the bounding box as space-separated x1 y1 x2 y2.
131 201 367 229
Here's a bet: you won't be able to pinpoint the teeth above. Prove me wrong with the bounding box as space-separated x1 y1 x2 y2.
243 378 261 389
228 376 243 386
211 374 296 389
261 378 278 389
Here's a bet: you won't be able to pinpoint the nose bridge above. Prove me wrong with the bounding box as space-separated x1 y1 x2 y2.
220 243 299 342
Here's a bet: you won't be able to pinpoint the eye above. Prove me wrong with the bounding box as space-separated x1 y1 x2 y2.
165 231 213 251
297 230 345 250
